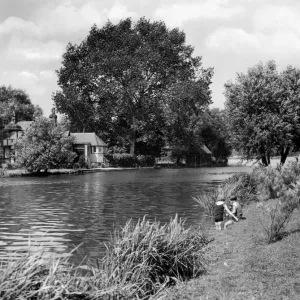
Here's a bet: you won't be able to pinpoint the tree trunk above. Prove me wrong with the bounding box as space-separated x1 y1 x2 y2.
280 147 290 165
129 130 136 155
267 153 271 165
261 154 269 166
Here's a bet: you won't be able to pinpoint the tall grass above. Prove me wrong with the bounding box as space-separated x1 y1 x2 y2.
193 172 259 218
257 181 300 243
0 215 210 299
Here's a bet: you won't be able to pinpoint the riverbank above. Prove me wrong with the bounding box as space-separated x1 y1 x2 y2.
164 200 300 299
2 166 147 177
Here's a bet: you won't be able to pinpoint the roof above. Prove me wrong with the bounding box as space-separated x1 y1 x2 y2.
70 132 107 146
3 122 23 132
200 145 212 155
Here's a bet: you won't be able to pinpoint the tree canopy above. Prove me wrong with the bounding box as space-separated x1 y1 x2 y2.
53 17 213 155
0 85 41 130
14 117 77 173
225 61 300 165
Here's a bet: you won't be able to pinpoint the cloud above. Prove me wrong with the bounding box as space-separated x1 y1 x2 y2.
253 4 300 35
206 27 261 53
7 39 64 63
104 2 137 21
154 0 244 27
206 4 300 56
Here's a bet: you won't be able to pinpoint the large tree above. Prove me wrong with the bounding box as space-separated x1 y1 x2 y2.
225 61 300 166
0 85 41 130
14 117 77 173
53 17 213 154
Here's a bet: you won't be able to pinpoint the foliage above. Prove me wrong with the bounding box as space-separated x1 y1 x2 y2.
105 153 137 167
100 215 209 298
53 17 213 155
192 190 219 217
257 183 300 243
14 117 77 173
0 85 41 130
200 108 232 161
224 172 258 205
225 61 300 166
136 155 155 167
77 155 89 169
256 161 300 199
0 216 209 299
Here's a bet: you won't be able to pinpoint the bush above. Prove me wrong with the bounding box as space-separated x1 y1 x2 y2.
136 155 155 167
257 182 300 243
224 172 258 205
100 215 210 297
105 153 137 167
78 155 89 169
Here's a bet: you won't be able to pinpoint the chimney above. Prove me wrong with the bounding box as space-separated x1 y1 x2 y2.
49 107 57 127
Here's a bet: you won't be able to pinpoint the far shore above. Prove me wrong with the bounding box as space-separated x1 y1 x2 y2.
3 155 298 177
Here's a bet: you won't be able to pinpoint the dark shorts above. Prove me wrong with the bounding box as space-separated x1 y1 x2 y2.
215 218 223 223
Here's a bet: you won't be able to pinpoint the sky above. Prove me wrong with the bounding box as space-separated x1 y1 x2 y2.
1 0 300 116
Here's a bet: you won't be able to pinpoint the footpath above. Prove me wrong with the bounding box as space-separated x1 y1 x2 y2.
166 202 300 300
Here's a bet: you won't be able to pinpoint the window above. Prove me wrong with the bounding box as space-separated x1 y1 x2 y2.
92 146 97 153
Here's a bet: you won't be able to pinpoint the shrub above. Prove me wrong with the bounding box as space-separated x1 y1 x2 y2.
136 155 155 167
99 215 210 298
78 155 89 169
257 182 300 243
105 153 137 167
224 172 258 205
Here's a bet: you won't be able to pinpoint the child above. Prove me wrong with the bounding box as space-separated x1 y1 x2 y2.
214 197 239 230
224 196 242 229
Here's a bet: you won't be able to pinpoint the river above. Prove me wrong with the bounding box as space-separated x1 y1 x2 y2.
0 165 250 264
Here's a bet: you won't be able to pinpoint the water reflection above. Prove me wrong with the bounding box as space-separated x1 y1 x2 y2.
0 166 250 263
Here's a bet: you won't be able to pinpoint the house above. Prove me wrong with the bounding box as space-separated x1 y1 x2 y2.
1 116 33 165
68 132 108 166
0 109 108 167
185 145 212 167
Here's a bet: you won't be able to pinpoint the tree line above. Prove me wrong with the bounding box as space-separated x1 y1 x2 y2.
2 17 300 171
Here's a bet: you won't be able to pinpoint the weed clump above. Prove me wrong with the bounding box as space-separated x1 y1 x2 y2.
0 215 210 299
257 181 300 243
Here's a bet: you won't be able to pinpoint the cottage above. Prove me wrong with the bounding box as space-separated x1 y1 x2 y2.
1 116 33 165
69 132 108 166
185 145 212 167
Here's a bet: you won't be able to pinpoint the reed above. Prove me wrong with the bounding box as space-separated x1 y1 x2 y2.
192 190 218 217
0 215 210 299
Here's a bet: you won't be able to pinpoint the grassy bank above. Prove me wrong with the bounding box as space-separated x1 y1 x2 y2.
166 162 300 299
163 202 300 299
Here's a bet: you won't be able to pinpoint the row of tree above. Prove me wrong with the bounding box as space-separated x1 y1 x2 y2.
4 18 299 170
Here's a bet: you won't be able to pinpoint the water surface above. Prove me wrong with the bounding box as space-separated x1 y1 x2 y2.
0 166 250 263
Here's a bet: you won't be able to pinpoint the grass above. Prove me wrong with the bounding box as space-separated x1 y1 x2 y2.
161 198 300 299
0 215 210 300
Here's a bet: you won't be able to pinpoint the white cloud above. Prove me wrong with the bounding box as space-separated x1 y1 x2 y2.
206 27 261 53
105 2 137 21
154 0 244 27
253 4 300 35
206 4 300 56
